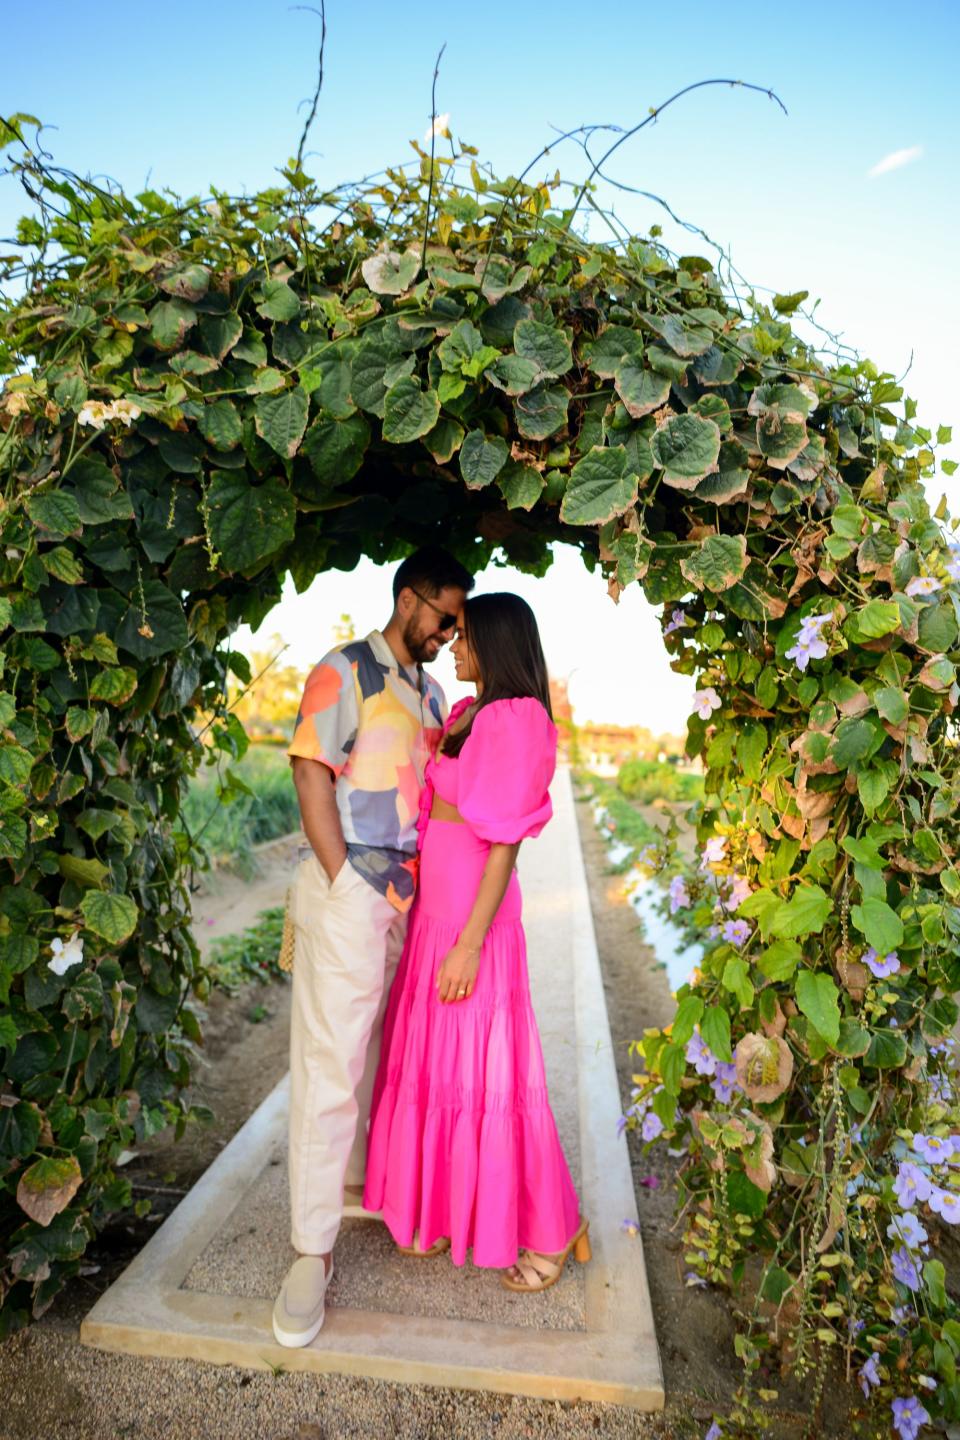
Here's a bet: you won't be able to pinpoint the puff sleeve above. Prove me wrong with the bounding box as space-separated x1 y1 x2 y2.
457 698 557 843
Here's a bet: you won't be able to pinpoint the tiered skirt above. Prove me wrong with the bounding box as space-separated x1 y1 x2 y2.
363 819 580 1267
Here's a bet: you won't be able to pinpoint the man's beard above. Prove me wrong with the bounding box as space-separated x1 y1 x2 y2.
401 617 438 665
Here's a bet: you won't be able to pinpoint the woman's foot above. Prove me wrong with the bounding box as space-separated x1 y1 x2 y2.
501 1219 591 1293
397 1232 451 1258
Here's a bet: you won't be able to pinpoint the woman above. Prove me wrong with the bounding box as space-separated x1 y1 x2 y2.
363 593 589 1291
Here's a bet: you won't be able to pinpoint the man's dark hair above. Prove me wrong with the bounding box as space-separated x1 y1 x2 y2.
392 546 475 604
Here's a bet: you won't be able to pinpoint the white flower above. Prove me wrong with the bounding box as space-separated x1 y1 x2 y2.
77 400 110 430
204 200 222 218
48 933 84 975
110 399 141 426
693 687 722 721
424 112 451 142
905 575 942 598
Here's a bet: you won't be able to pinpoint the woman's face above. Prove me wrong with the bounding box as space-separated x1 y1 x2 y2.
450 610 482 687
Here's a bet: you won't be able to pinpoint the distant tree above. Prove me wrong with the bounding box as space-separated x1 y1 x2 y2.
227 635 307 740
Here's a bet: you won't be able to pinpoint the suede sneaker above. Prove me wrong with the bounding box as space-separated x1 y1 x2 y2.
272 1256 334 1347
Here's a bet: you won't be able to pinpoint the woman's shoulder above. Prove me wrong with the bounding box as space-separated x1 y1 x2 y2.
472 696 557 738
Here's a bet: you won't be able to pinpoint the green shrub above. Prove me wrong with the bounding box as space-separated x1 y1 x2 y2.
616 757 704 806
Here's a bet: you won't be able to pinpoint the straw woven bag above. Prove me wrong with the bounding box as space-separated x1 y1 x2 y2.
278 888 296 973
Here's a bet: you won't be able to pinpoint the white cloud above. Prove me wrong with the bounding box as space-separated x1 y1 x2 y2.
868 145 923 178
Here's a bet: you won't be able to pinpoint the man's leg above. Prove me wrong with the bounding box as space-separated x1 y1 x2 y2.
287 856 399 1257
344 907 408 1192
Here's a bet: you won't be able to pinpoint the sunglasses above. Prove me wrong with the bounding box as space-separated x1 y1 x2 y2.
409 586 458 633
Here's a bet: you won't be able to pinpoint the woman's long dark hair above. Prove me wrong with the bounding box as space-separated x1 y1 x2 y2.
442 593 553 757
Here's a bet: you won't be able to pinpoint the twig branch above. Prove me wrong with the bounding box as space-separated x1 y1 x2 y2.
291 2 327 172
420 42 447 276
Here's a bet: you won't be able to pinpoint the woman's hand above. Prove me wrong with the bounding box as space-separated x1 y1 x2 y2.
436 939 481 1003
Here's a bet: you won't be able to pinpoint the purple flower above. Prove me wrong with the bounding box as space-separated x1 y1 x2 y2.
891 1246 922 1292
704 1425 723 1440
693 687 722 720
891 1395 931 1440
946 547 960 583
720 874 753 912
669 875 691 914
930 1073 953 1103
886 1212 928 1252
863 947 900 979
664 607 691 636
785 634 829 671
905 575 942 598
616 1114 629 1138
711 1061 739 1104
686 1030 718 1077
700 836 727 868
641 1111 664 1143
621 1218 639 1236
721 918 751 947
859 1353 881 1397
928 1185 960 1224
913 1132 953 1164
893 1161 932 1209
891 1304 913 1328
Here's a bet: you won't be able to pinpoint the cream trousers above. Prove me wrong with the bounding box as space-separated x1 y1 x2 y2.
288 851 407 1255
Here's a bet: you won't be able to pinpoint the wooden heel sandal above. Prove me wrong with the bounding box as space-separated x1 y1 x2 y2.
501 1218 591 1293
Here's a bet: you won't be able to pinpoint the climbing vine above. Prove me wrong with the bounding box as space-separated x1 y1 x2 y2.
0 96 958 1436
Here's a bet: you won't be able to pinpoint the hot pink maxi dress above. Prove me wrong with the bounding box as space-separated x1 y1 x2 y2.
363 696 581 1267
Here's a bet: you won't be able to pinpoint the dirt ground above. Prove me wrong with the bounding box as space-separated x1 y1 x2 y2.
0 803 862 1440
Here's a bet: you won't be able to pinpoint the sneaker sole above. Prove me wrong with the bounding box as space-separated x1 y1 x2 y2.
272 1310 326 1348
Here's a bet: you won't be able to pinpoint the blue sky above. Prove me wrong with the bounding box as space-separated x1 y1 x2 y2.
3 1 958 728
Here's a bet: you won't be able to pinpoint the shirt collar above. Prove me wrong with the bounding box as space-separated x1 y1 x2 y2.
366 629 421 689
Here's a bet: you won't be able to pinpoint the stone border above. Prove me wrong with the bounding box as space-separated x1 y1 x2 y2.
81 771 664 1409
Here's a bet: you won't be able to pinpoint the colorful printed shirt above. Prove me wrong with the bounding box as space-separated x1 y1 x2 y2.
286 630 447 911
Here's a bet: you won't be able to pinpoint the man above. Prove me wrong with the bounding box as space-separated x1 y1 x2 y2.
272 546 474 1347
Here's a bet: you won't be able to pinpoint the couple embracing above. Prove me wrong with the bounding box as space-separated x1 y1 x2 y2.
272 547 589 1348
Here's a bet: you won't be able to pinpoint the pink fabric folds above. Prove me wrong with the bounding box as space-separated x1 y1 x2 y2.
363 695 580 1268
455 697 556 843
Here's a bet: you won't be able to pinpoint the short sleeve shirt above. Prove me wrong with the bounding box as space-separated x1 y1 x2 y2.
287 630 447 911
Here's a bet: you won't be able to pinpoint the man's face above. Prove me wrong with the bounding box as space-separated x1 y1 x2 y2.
402 585 467 664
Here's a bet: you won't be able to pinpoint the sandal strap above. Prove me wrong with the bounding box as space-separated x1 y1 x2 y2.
515 1250 560 1287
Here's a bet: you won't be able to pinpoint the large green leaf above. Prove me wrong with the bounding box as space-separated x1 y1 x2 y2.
513 319 572 379
0 743 33 786
497 461 544 511
560 446 639 526
650 413 721 489
459 430 508 489
680 534 748 593
700 1004 732 1063
25 491 82 538
207 470 296 571
613 361 671 419
198 311 243 361
513 384 569 440
257 279 301 322
484 354 540 396
695 440 750 504
582 325 644 379
382 379 441 444
643 311 715 357
302 415 370 488
351 336 395 418
88 667 138 706
80 890 138 944
254 387 309 458
769 884 833 939
198 398 243 452
149 298 196 350
116 580 188 661
68 459 134 524
850 897 904 953
795 971 841 1045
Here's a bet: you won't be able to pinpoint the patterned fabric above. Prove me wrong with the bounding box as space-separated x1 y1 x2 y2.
287 630 447 911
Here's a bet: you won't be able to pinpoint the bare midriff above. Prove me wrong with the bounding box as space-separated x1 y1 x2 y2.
430 795 465 823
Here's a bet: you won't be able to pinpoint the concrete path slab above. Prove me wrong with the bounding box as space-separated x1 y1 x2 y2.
80 768 664 1409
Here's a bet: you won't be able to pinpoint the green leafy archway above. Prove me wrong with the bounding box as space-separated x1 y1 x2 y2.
2 110 959 1427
